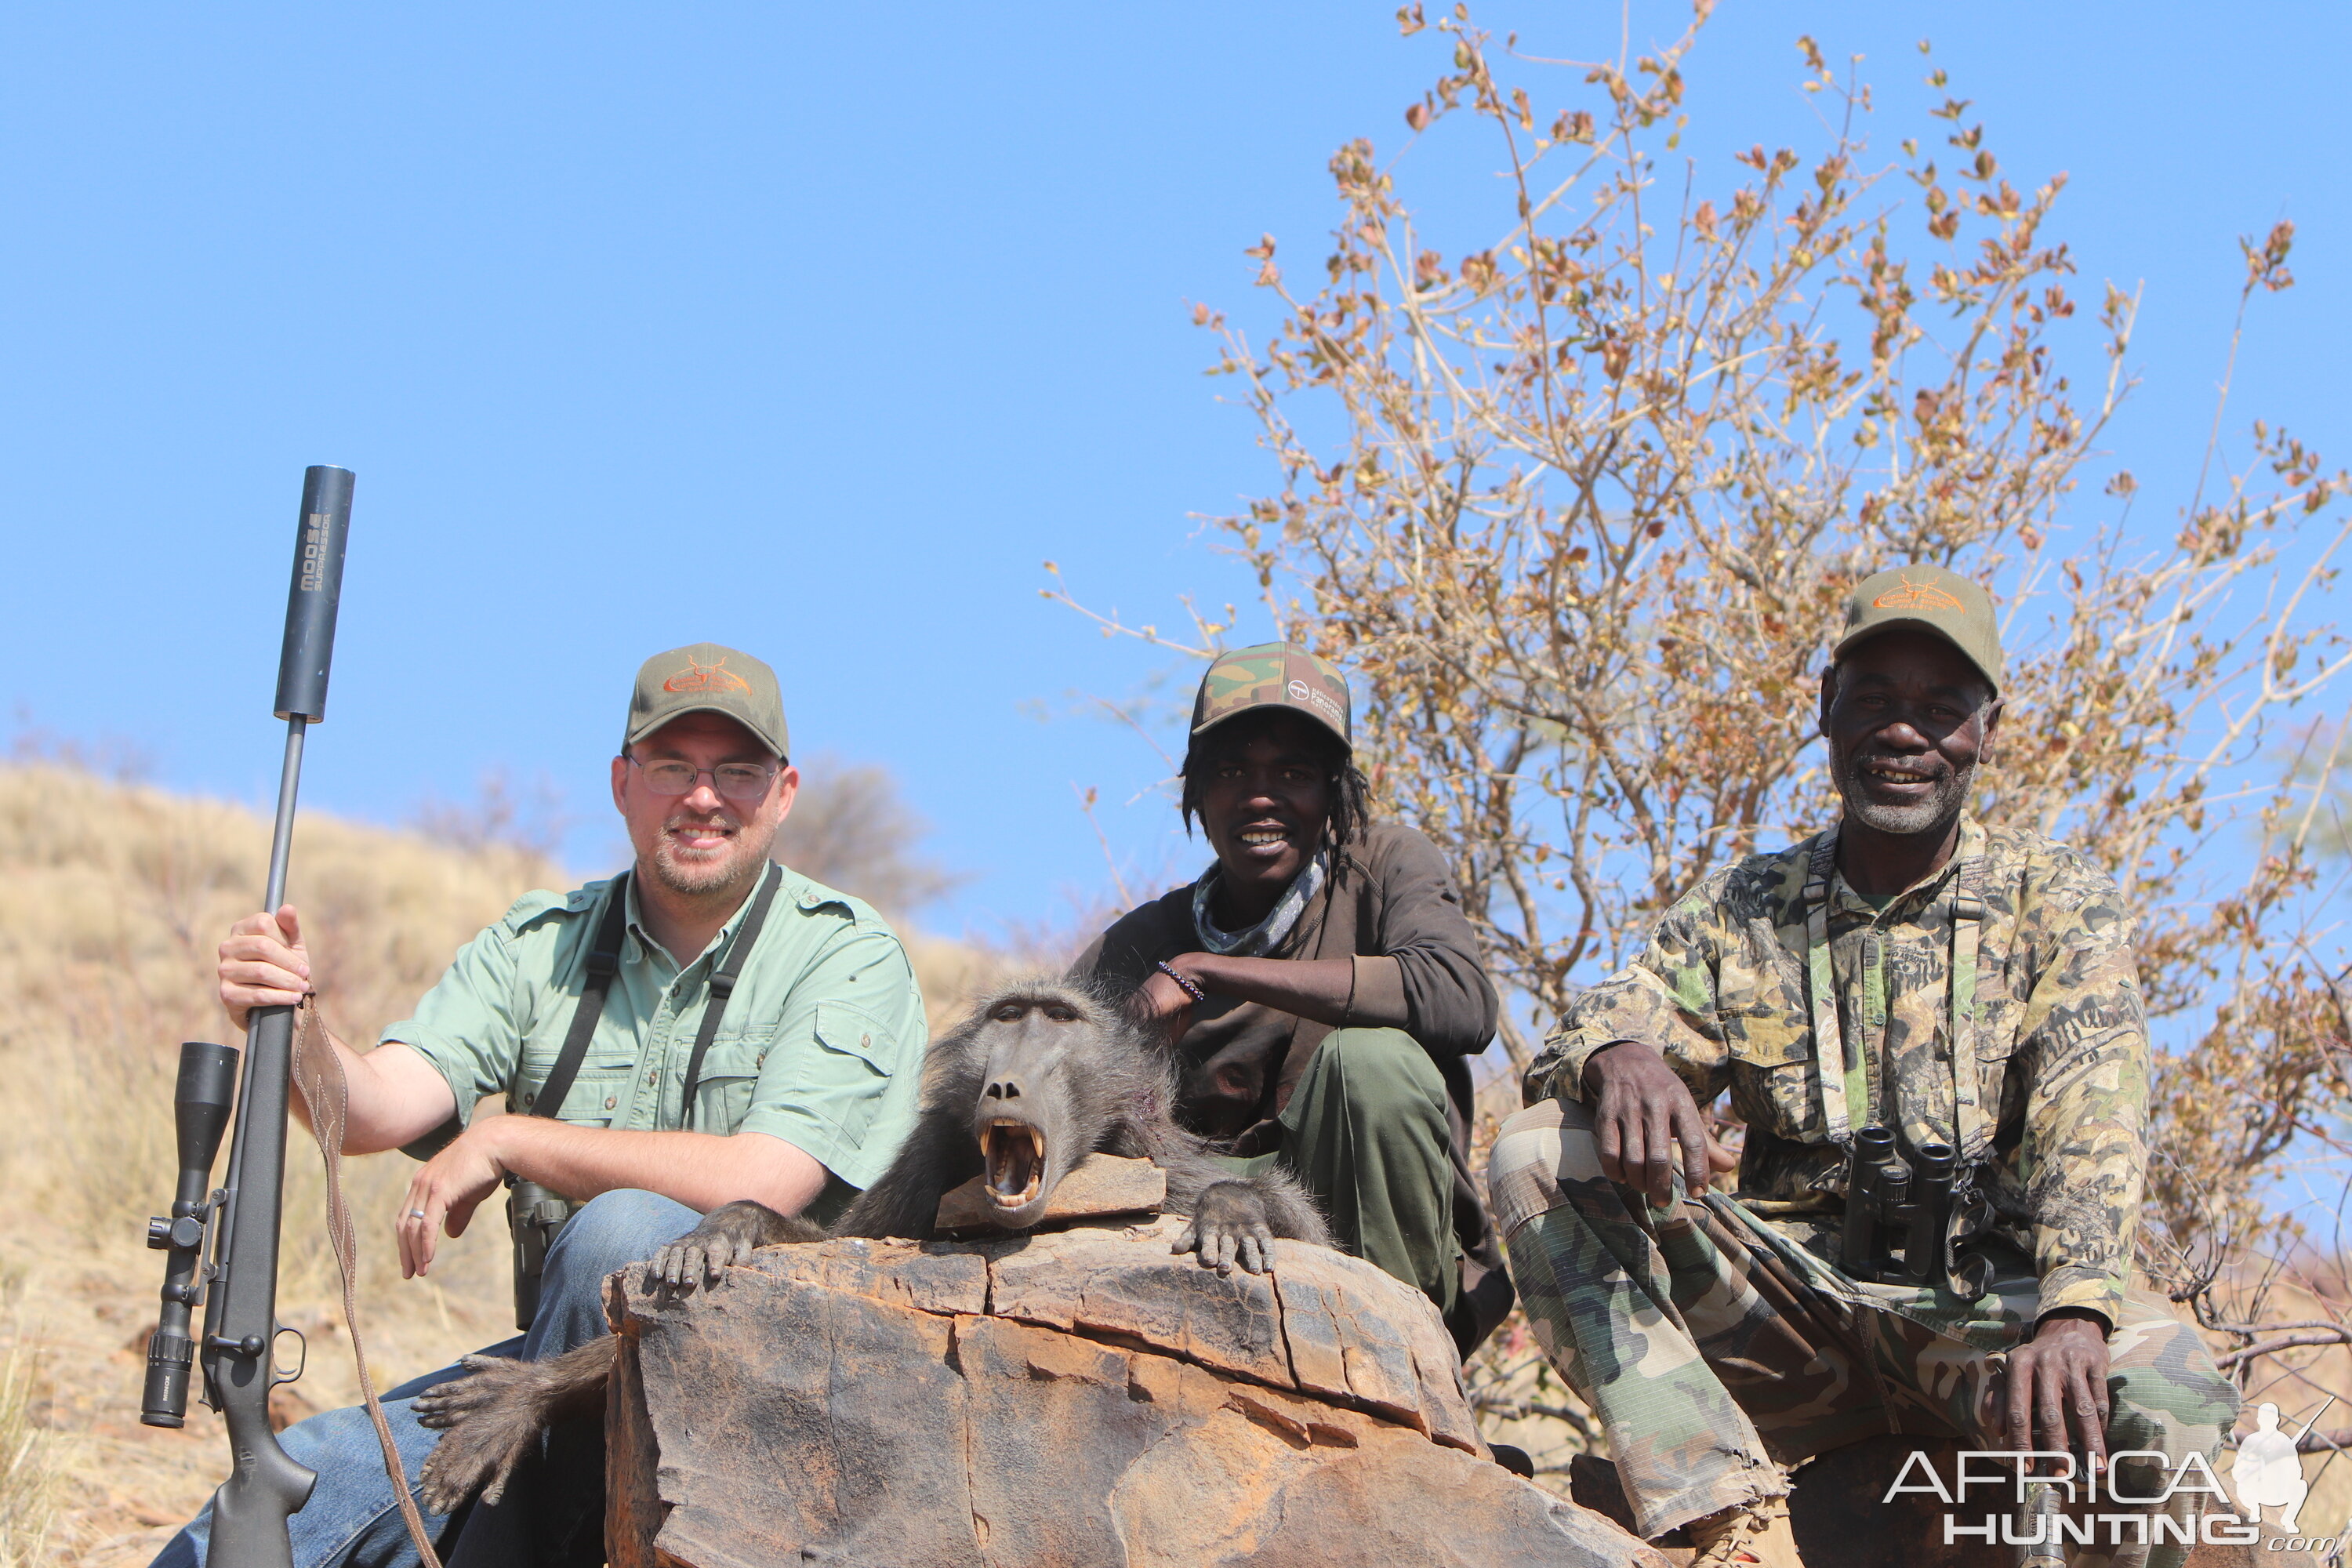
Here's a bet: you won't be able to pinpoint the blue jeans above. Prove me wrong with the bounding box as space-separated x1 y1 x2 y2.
151 1189 699 1568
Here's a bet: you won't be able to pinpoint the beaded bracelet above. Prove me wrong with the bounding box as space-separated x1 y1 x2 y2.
1155 959 1208 1005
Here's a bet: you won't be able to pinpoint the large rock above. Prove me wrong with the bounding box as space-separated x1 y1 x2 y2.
604 1215 1663 1568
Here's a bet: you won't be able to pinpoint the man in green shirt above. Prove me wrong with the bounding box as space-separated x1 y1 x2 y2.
154 643 927 1568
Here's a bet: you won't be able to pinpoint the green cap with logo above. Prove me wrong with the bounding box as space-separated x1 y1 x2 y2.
1832 564 2002 693
624 643 790 760
1190 641 1352 750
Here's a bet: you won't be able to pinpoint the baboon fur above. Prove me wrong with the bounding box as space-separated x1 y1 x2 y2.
415 978 1330 1514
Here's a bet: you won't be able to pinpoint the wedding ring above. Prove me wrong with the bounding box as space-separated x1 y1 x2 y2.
408 1209 427 1219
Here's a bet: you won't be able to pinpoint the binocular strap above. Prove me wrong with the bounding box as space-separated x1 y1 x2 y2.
291 997 446 1568
1802 833 1991 1161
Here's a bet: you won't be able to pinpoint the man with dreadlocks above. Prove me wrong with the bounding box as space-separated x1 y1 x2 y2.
1073 643 1512 1354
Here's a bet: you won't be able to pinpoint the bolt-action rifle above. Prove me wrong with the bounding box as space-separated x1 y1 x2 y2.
140 466 355 1566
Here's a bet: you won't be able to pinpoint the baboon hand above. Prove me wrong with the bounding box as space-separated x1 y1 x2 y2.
1174 1181 1278 1276
649 1200 815 1293
414 1353 561 1514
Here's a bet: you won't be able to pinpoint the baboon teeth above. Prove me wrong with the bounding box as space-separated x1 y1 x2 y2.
983 1120 1045 1207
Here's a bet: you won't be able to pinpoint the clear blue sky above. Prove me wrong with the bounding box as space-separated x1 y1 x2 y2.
2 4 2344 938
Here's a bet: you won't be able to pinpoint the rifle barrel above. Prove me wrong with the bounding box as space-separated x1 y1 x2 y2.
192 466 354 1564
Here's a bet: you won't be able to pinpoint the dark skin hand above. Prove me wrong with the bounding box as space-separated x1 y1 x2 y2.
1580 1041 1740 1204
1133 953 1359 1038
2002 1309 2114 1461
1595 632 2098 1451
1133 713 1357 1035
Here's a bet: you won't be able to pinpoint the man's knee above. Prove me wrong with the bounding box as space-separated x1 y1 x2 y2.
2103 1298 2241 1457
1487 1098 1618 1236
542 1188 699 1290
1320 1028 1447 1130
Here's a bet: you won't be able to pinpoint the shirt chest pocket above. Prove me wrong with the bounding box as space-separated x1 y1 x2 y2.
516 1006 637 1125
1718 953 1818 1136
1959 1014 2020 1131
515 1054 638 1125
807 1003 895 1145
690 1022 781 1134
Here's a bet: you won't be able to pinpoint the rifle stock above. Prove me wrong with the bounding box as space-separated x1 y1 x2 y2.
145 466 354 1563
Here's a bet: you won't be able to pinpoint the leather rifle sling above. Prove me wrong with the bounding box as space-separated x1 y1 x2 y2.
274 872 627 1565
290 998 445 1568
677 862 784 1128
528 870 633 1122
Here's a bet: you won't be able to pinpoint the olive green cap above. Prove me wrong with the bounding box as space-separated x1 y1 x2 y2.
1832 564 2002 693
624 643 789 760
1190 641 1352 749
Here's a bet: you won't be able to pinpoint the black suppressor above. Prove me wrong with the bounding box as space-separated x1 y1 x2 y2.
273 464 354 724
1839 1124 1963 1287
141 1040 241 1427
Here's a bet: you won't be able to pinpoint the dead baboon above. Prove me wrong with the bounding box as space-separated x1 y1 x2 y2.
415 978 1330 1513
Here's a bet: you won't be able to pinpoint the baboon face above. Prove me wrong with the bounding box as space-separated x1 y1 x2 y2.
970 989 1102 1230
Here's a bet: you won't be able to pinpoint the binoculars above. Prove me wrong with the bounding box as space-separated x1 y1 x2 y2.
141 1040 241 1428
1839 1124 1994 1297
507 1178 577 1331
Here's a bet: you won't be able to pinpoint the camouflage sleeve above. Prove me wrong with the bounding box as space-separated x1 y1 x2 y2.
1524 891 1733 1109
2015 876 2151 1326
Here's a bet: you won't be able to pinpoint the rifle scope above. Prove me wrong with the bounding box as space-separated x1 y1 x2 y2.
140 1040 240 1427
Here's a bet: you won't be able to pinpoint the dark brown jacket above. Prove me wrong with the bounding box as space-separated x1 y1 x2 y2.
1072 821 1498 1147
1075 821 1512 1350
1077 822 1515 1354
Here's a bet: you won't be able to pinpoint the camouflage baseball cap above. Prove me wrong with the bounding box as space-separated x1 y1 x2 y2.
1189 641 1352 750
624 643 789 760
1832 564 2002 693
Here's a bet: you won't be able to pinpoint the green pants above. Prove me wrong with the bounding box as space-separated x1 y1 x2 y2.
1218 1027 1461 1329
1489 1098 2238 1563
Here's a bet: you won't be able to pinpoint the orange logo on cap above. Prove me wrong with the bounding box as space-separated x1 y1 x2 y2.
663 656 751 695
1872 574 1965 612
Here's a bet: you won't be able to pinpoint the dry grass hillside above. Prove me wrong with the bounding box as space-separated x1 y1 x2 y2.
0 764 984 1566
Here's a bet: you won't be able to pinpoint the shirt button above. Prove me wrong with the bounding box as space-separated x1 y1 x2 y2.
604 1095 618 1109
646 1071 658 1085
862 1035 871 1049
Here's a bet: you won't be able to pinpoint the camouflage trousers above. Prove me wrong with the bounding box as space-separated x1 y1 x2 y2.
1488 1098 2239 1565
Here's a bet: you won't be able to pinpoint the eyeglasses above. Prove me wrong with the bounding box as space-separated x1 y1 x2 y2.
624 756 781 801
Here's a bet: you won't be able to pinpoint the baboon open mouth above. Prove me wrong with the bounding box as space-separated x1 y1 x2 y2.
983 1120 1046 1208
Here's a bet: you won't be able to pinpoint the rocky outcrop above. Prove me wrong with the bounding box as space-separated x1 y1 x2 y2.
605 1215 1662 1567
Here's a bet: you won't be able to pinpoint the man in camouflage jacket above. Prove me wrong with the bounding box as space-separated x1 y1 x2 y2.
1487 565 2237 1568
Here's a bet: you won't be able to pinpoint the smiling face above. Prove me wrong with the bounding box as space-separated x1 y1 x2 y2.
609 711 798 898
1818 630 2000 840
1192 711 1336 928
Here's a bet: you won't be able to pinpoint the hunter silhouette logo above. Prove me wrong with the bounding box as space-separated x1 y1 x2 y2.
1873 573 1965 612
663 656 752 696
